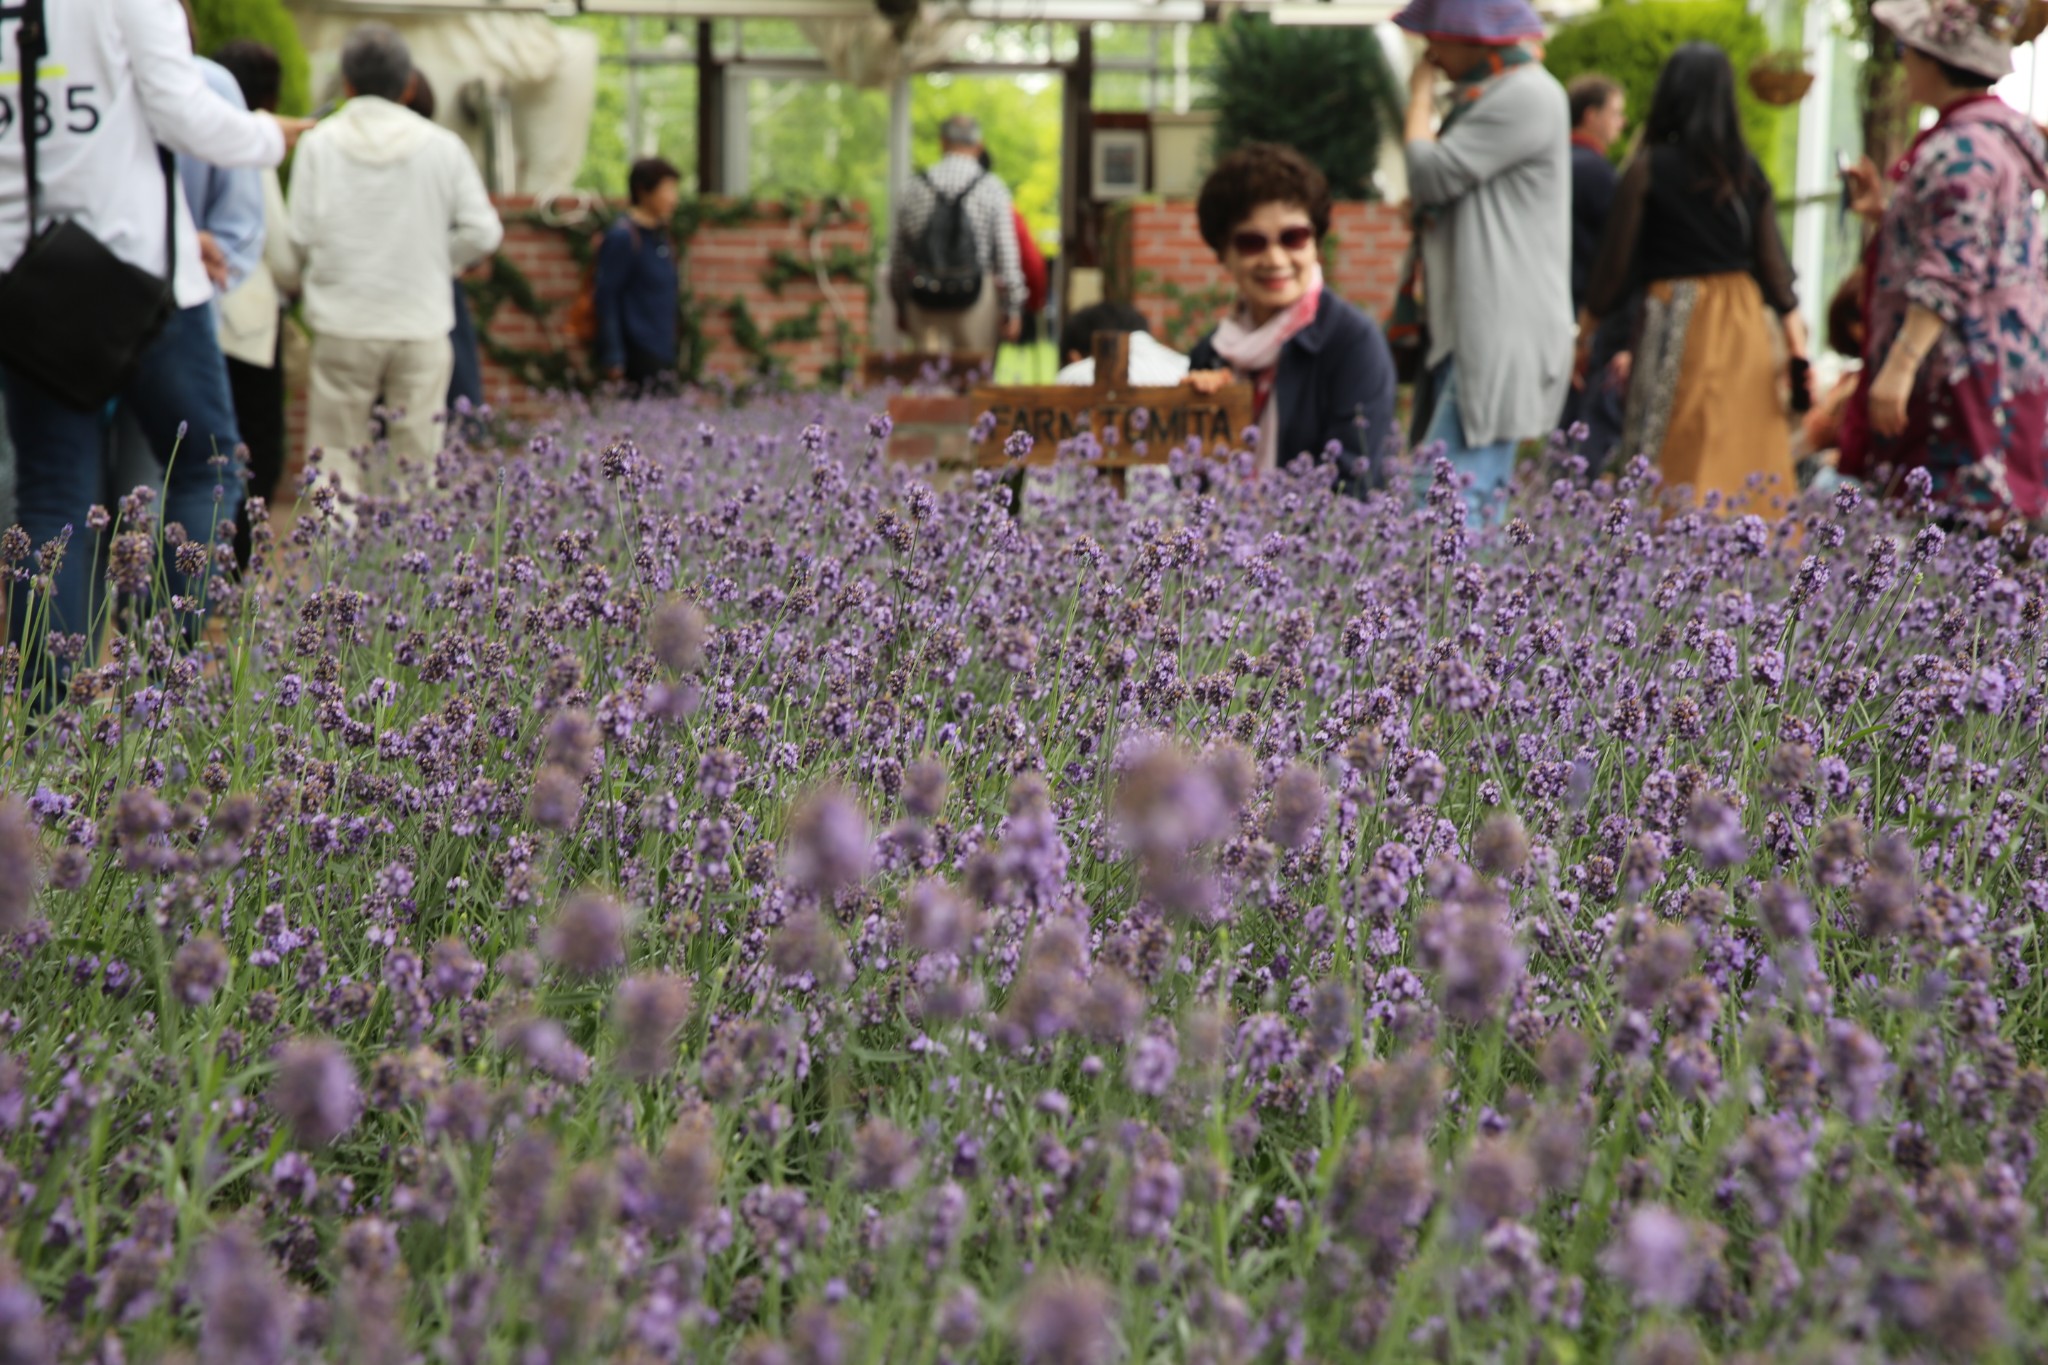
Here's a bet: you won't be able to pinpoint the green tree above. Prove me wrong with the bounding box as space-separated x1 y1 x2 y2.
1210 14 1399 201
191 0 311 115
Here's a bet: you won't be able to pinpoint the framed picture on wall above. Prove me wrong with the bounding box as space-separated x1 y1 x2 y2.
1092 127 1150 200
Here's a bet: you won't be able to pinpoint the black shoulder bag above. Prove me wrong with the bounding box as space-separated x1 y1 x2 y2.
0 0 178 411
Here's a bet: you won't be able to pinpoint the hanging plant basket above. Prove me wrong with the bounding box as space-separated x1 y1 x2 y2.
1747 62 1815 106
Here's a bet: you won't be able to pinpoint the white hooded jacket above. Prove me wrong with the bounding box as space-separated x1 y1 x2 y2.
284 94 502 341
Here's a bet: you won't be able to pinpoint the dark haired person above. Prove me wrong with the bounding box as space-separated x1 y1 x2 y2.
1562 73 1629 472
594 157 684 394
1398 0 1574 524
1837 0 2048 524
1582 42 1805 511
1055 302 1189 386
1182 143 1397 493
289 23 503 511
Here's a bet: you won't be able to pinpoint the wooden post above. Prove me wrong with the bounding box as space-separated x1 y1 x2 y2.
1092 331 1131 496
697 21 723 194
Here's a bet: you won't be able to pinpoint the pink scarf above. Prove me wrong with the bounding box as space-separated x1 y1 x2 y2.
1209 262 1325 379
1209 263 1323 471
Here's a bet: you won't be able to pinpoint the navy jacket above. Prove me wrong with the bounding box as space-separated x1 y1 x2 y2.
1188 289 1398 495
1570 139 1619 310
593 218 680 372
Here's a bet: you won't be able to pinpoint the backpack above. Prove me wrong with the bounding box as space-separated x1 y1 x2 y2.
563 220 639 358
907 169 986 313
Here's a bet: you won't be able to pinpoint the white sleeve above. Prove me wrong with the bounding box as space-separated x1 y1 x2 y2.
446 143 504 269
115 0 284 170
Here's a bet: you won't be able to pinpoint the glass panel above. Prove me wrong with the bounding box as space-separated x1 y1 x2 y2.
577 16 698 197
746 77 892 209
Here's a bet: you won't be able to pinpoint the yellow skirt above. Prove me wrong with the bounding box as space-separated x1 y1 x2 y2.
1622 272 1795 513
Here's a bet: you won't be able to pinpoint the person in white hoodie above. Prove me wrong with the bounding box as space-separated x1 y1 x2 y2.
0 0 300 703
286 22 502 505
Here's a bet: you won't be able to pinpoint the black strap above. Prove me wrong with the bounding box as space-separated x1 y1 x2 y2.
9 0 40 240
918 167 986 208
9 0 174 279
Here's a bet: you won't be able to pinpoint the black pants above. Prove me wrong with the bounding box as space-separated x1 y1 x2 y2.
625 347 678 398
226 336 285 569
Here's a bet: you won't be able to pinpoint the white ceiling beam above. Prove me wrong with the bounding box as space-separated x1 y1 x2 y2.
1264 1 1397 24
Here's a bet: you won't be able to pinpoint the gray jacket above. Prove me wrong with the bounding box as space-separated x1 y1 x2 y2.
1407 64 1575 448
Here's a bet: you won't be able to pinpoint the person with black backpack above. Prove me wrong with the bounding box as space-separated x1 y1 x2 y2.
0 0 307 707
887 115 1025 361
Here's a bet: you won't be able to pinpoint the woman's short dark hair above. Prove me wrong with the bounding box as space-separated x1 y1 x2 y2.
1059 300 1151 361
1195 142 1331 258
211 39 281 113
629 157 683 206
1826 267 1864 359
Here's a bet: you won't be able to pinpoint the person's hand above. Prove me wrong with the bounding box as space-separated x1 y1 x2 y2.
1409 57 1438 101
198 231 229 289
460 259 493 283
273 115 316 151
1869 360 1914 436
1002 315 1023 344
1841 155 1887 222
1783 308 1811 362
1185 368 1233 396
1609 350 1633 388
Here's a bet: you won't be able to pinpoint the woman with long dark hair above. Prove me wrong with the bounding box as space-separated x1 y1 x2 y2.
1581 42 1806 510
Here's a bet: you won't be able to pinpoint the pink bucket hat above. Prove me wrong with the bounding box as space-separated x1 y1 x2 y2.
1392 0 1546 46
1873 0 2018 80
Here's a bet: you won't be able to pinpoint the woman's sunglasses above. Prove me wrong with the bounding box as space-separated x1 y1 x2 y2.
1232 225 1317 256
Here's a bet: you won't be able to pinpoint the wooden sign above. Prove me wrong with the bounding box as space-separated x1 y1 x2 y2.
968 333 1252 491
862 352 991 394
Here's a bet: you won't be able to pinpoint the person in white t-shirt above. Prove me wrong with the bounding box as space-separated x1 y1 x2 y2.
0 0 303 704
1054 301 1191 387
284 23 503 510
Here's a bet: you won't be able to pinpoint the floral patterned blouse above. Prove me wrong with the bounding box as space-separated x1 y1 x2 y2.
1841 95 2048 520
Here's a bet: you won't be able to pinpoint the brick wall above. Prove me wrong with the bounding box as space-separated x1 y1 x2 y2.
284 196 872 472
1104 199 1411 352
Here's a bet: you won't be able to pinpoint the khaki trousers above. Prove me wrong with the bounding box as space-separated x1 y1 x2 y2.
904 278 1000 358
306 334 454 506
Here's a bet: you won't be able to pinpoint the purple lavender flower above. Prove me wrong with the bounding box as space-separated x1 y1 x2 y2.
613 972 693 1080
851 1117 919 1193
1264 763 1326 852
170 933 229 1006
545 890 629 977
784 786 873 899
193 1222 294 1365
649 598 709 674
1013 1271 1118 1365
270 1038 360 1148
1604 1206 1707 1309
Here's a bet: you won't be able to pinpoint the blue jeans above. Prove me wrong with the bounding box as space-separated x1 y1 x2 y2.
3 302 244 702
1416 358 1517 527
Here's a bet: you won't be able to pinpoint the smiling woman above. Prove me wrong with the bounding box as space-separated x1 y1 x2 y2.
1182 142 1398 492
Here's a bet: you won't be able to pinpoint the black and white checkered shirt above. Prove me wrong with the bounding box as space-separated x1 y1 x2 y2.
889 152 1026 317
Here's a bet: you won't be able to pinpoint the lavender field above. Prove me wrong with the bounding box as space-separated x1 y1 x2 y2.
1 393 2044 1364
